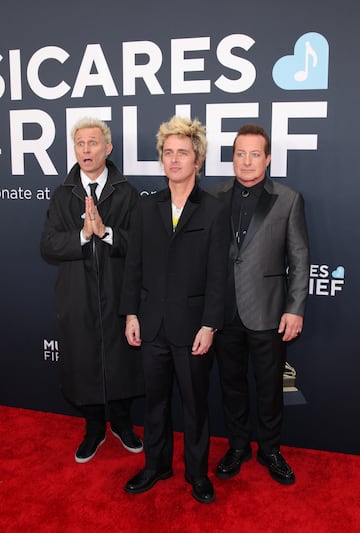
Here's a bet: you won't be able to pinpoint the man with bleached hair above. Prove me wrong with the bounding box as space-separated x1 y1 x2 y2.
41 117 144 463
121 116 228 503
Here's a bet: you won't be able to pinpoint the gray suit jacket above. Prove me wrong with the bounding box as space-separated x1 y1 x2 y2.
209 177 310 331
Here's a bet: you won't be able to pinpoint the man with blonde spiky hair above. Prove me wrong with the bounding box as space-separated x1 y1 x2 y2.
120 115 228 504
41 117 144 464
156 115 208 176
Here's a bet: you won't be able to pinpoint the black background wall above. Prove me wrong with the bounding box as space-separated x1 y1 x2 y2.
0 0 359 454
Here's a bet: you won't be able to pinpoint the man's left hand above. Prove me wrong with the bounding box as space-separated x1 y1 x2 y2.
278 313 303 342
191 327 215 356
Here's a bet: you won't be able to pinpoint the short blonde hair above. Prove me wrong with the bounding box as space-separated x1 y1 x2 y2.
71 117 112 145
156 116 207 175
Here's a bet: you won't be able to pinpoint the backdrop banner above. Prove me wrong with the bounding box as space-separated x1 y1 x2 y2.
0 0 358 454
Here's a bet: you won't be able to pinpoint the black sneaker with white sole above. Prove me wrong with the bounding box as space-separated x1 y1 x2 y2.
110 427 143 453
75 433 106 463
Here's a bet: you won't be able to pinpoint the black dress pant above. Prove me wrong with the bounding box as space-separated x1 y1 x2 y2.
215 312 286 454
79 399 132 436
141 325 213 478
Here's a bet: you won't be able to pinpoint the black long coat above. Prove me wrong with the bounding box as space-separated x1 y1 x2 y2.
40 160 144 406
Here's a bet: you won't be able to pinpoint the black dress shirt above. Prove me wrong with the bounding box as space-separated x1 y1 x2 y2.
231 178 265 247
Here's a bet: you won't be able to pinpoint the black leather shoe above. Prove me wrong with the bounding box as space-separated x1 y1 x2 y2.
125 468 173 494
110 426 143 453
257 450 295 485
185 475 215 504
216 446 252 479
75 433 106 463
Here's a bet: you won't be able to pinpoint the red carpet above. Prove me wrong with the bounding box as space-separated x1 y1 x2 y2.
0 406 359 532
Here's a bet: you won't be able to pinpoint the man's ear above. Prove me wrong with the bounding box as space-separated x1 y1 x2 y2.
106 143 113 157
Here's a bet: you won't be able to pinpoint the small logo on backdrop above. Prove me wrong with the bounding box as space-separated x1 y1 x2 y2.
309 264 345 297
272 32 329 90
43 339 59 362
283 361 298 392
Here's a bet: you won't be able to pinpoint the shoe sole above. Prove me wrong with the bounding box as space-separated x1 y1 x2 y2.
75 436 106 464
215 451 252 479
257 455 296 485
191 490 216 504
124 470 173 494
110 428 144 454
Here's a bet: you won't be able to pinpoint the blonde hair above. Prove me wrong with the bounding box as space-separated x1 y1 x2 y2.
71 117 112 145
156 116 207 175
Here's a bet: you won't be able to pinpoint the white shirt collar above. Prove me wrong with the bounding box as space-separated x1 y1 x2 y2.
80 166 108 198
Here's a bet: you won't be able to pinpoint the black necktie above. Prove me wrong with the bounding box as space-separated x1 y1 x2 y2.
89 182 98 205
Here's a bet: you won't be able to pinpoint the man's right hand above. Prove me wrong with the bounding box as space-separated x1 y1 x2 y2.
125 315 142 346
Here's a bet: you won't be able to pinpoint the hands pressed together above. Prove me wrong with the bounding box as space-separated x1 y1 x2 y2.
83 196 106 240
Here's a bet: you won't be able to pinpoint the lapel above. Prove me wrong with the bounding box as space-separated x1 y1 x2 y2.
96 178 114 222
71 180 86 203
96 160 127 206
65 163 87 203
156 188 173 236
156 185 202 237
97 178 113 205
174 185 201 235
240 178 278 252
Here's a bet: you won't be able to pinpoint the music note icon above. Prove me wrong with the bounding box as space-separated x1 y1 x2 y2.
294 41 318 82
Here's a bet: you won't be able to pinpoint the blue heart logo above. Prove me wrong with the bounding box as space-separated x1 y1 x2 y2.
332 266 345 279
272 32 329 90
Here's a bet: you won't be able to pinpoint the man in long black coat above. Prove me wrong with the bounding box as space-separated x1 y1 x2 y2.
40 117 144 463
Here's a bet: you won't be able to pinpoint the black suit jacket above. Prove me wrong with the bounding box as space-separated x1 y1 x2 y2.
120 185 229 346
